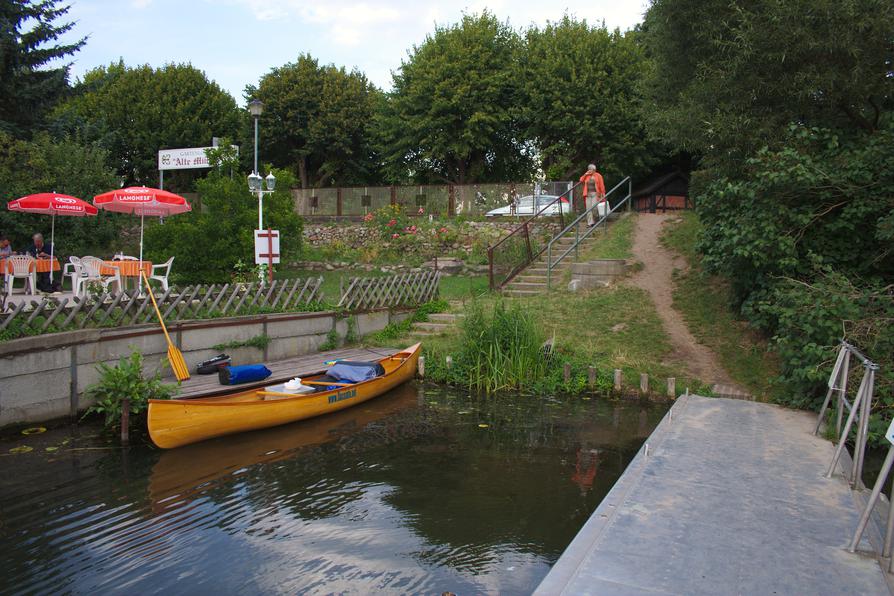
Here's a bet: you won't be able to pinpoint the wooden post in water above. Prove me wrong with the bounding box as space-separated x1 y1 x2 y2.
588 366 597 389
418 356 425 378
564 363 571 383
667 377 676 398
445 355 453 369
120 398 130 445
614 369 622 391
640 373 649 395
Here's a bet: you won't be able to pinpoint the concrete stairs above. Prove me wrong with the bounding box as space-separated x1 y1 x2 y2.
502 225 597 296
409 312 463 337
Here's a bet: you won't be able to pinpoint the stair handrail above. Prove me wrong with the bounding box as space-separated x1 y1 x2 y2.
546 176 632 289
486 181 583 289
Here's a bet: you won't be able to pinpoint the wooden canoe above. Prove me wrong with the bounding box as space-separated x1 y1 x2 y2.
149 385 419 510
148 343 420 449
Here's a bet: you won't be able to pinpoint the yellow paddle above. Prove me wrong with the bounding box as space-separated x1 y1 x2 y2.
142 271 190 381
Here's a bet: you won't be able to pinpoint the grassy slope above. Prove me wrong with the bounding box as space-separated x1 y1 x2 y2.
577 212 636 260
371 213 711 394
660 212 780 399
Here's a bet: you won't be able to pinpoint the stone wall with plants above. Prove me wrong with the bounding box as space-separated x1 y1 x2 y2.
301 205 562 266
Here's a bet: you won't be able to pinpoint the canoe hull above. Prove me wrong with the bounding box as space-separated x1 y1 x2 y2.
148 344 420 449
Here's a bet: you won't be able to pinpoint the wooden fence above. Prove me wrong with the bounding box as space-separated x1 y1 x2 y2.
0 277 323 336
0 271 443 339
337 271 441 310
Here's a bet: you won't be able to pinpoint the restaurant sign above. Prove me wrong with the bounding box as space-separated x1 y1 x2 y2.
158 145 238 171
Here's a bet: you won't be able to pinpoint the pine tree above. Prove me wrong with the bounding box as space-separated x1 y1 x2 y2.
0 0 85 137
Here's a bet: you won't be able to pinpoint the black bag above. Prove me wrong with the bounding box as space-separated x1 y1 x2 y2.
196 353 231 375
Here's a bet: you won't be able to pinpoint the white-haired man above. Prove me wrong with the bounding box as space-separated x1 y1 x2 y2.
579 164 606 226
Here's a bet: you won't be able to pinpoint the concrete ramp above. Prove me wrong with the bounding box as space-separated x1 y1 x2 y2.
535 395 891 595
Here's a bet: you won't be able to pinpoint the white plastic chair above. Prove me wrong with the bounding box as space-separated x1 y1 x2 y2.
150 256 174 291
64 256 90 297
80 256 122 294
5 255 37 296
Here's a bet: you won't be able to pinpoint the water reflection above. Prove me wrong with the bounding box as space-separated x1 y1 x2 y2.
0 383 666 595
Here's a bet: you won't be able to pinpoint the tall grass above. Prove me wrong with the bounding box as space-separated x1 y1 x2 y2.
455 300 547 394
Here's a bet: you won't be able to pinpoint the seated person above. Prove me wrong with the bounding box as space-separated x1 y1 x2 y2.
26 233 57 291
0 235 11 258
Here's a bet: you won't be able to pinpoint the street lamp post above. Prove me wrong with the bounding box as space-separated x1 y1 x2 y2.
247 99 277 284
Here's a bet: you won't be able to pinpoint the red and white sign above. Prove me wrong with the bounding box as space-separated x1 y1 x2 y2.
255 229 280 265
158 145 239 171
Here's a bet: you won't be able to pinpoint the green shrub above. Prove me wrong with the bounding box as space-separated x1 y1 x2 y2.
145 168 303 284
83 349 178 428
453 299 547 394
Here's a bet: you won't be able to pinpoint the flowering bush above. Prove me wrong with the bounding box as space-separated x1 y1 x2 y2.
357 203 492 262
367 204 409 239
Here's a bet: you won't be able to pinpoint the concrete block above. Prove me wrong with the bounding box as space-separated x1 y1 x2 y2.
0 395 70 426
93 333 168 363
356 311 390 336
0 346 71 377
296 333 330 354
391 311 412 324
266 314 333 338
570 259 629 290
1 369 70 424
180 323 264 352
266 338 296 361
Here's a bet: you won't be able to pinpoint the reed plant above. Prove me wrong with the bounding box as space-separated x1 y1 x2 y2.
455 299 547 394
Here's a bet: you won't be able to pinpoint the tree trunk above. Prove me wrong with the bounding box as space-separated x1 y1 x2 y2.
456 158 467 186
297 156 309 189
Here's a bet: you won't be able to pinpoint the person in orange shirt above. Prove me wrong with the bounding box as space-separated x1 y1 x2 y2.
579 164 606 226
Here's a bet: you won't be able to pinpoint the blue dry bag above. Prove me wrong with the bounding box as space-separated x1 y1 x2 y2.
218 364 272 385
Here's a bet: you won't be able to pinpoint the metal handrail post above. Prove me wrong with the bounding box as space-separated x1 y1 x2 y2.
575 224 579 259
627 178 632 211
487 246 494 290
547 244 552 289
837 350 850 436
826 368 870 478
852 365 877 488
848 444 894 553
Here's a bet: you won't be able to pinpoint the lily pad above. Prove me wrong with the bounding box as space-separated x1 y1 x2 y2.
9 445 33 454
21 427 46 435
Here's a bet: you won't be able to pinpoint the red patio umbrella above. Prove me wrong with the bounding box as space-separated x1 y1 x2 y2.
7 193 99 283
93 186 192 291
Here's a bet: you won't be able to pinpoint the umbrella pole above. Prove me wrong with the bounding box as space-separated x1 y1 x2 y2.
49 213 55 285
138 212 144 294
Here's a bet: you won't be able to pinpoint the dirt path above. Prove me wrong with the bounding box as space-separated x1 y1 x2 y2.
625 213 749 396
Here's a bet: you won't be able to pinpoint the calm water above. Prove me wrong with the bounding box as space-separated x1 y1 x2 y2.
0 383 666 595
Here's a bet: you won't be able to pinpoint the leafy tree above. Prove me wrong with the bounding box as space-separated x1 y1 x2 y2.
144 166 303 284
0 131 123 255
640 0 894 439
521 17 661 182
378 11 533 185
248 55 380 188
0 0 85 137
640 0 894 160
52 62 241 185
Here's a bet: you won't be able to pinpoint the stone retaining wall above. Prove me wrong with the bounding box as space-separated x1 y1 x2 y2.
303 220 562 257
0 308 410 428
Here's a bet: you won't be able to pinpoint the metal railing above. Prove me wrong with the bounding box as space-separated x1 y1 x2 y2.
816 340 880 489
486 183 580 290
546 177 632 288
